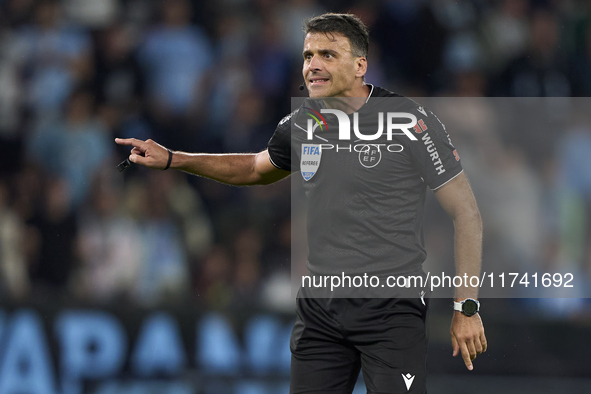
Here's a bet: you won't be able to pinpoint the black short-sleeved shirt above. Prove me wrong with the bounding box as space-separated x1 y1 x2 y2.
268 85 463 276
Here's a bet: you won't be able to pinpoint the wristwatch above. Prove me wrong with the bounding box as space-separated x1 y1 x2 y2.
453 298 480 316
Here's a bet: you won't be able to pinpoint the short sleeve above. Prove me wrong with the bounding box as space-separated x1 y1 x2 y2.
408 109 463 190
267 110 298 172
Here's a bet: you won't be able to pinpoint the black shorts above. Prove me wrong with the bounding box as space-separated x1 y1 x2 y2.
290 289 429 394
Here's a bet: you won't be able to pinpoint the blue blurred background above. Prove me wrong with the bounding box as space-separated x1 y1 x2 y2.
0 0 590 392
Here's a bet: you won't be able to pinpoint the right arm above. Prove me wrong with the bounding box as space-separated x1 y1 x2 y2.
115 138 291 186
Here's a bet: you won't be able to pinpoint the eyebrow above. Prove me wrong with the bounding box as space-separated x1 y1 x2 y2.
302 49 339 58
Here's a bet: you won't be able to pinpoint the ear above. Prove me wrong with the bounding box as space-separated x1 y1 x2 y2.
355 56 367 79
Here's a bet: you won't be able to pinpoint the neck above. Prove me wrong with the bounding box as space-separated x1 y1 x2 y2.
324 83 371 114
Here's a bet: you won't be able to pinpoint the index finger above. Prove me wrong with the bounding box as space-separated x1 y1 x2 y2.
115 138 146 149
460 342 473 371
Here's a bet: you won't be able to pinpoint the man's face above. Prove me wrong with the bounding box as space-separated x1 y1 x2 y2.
302 32 365 98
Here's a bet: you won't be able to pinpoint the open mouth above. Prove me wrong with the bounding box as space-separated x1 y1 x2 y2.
310 78 330 85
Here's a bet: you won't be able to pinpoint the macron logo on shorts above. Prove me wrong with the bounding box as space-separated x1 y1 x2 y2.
402 373 415 390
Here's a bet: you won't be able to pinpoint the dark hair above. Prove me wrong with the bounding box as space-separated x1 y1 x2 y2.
303 13 369 58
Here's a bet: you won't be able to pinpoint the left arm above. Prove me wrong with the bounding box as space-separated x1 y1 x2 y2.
434 172 487 371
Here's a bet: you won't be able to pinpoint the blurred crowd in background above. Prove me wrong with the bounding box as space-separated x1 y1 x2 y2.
0 0 590 314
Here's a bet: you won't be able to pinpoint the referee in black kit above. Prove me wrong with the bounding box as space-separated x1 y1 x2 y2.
117 13 486 394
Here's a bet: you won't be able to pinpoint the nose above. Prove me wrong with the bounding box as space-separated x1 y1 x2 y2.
308 55 322 71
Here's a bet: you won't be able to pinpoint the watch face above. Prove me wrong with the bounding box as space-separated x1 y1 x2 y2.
462 300 478 316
